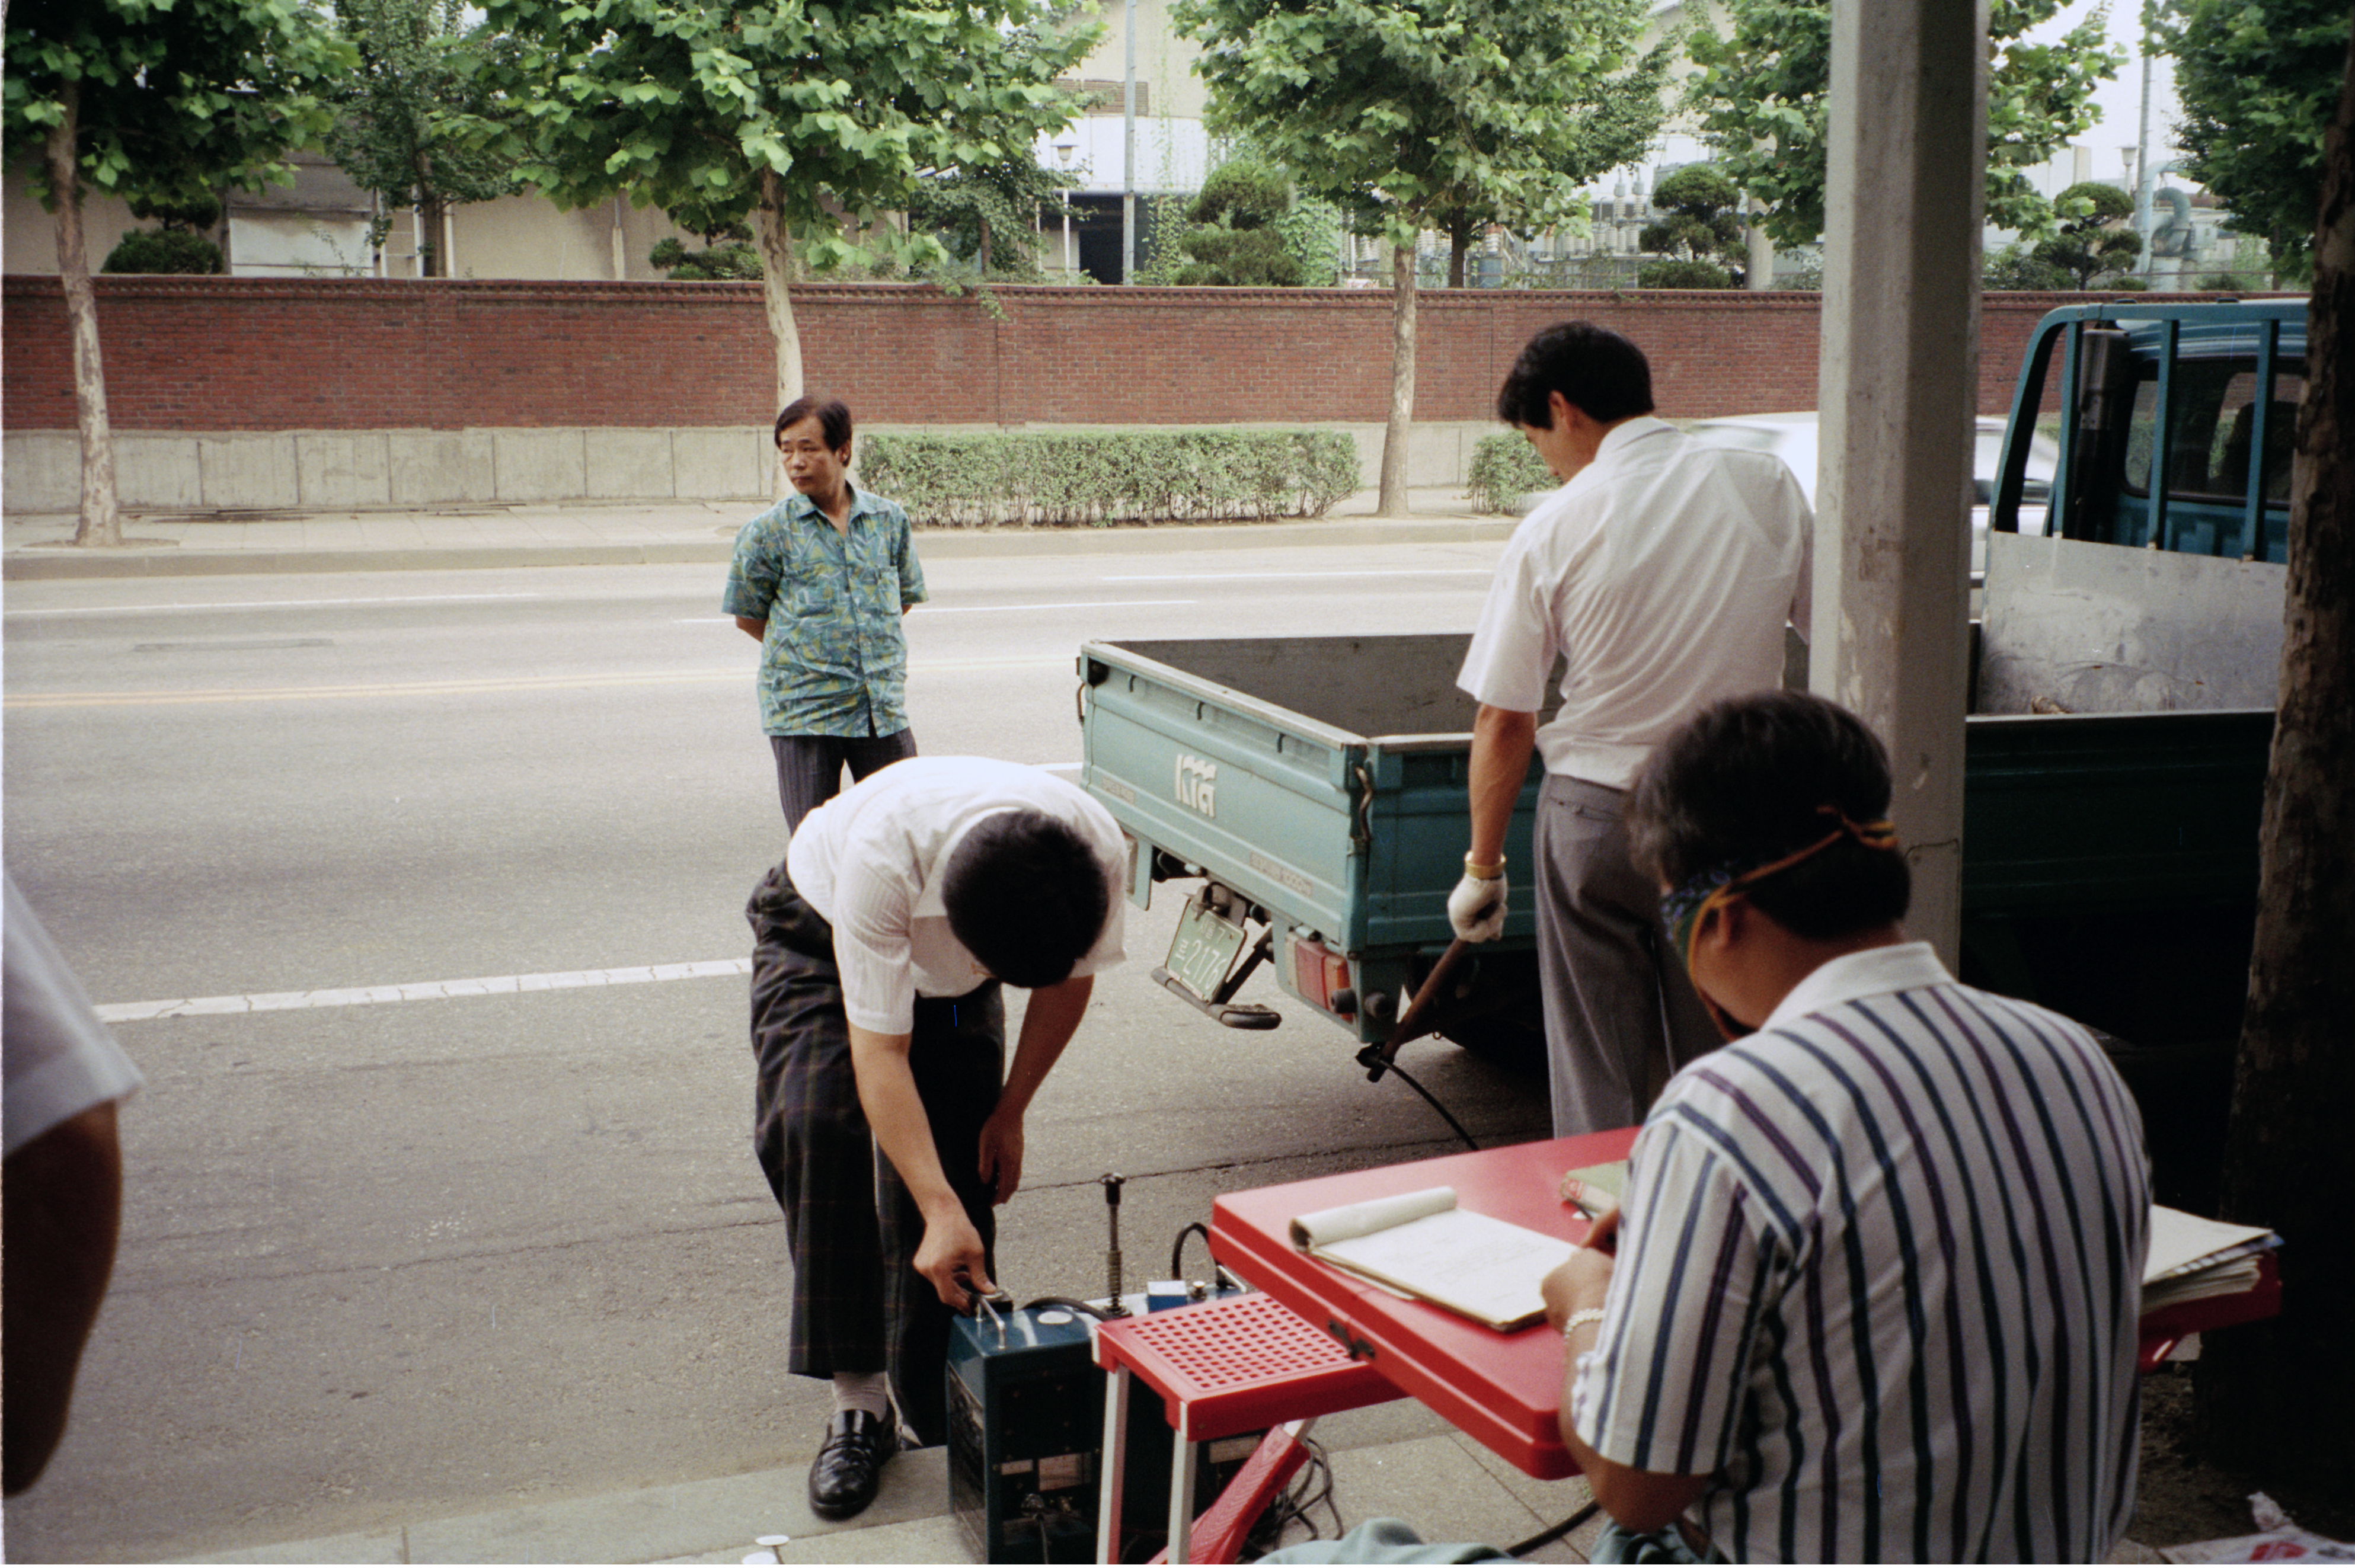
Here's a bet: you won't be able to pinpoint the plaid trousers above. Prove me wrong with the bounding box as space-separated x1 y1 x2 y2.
746 859 1004 1446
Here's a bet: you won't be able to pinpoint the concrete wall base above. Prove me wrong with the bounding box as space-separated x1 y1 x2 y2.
2 422 1502 515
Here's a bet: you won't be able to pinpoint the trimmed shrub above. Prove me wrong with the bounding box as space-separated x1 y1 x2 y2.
1635 257 1734 289
1466 433 1555 514
102 229 225 274
650 235 763 280
859 428 1359 527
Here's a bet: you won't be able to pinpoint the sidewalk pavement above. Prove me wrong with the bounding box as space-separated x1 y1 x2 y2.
184 1402 1618 1566
174 1397 2176 1566
2 488 1514 582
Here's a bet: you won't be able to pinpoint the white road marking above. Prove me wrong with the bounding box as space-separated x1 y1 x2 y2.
95 958 755 1023
907 599 1194 614
1100 569 1492 583
7 593 544 618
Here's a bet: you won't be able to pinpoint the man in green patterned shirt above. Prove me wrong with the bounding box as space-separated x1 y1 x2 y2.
726 397 929 826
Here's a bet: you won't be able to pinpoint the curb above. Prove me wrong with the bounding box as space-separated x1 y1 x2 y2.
1 541 736 582
4 518 1515 582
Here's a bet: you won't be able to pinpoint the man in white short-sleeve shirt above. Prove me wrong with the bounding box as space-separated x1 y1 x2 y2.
1452 321 1811 1135
744 757 1126 1519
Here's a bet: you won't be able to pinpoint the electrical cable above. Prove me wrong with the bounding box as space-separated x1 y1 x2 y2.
1506 1499 1599 1557
1383 1057 1481 1151
1262 1432 1339 1547
1170 1220 1213 1280
1019 1295 1108 1320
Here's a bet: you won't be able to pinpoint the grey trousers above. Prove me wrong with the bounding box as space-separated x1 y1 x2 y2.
1532 773 1721 1136
769 728 916 830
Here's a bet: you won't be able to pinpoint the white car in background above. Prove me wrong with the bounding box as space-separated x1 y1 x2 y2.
1683 412 2058 582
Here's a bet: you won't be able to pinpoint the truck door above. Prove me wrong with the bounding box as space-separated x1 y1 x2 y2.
2105 353 2305 562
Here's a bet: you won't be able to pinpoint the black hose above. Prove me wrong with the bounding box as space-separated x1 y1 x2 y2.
1020 1295 1109 1320
1385 1058 1481 1151
1170 1221 1213 1279
1507 1499 1599 1557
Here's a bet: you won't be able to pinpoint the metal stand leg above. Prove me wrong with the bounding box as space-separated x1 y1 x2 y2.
1096 1364 1132 1565
1167 1410 1199 1566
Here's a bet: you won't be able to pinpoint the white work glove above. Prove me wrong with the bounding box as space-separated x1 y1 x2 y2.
1447 869 1508 942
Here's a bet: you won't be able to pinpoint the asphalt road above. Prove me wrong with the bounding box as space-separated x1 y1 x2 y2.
1 536 1552 1561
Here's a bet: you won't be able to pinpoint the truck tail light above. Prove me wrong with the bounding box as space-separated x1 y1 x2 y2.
1289 935 1356 1020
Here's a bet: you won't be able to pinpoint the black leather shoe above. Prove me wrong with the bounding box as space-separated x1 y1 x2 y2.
807 1409 897 1520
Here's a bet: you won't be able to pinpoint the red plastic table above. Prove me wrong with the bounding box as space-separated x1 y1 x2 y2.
1210 1130 1634 1481
1210 1130 2286 1481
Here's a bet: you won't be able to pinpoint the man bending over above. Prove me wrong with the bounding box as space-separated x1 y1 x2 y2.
746 757 1126 1520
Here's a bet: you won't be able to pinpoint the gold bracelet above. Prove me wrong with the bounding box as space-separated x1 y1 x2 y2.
1561 1307 1606 1344
1464 853 1506 879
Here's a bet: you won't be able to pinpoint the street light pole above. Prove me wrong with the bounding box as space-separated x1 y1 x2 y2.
1122 0 1137 284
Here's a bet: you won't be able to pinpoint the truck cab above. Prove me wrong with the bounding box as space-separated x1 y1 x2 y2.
1993 300 2304 566
1081 298 2303 1205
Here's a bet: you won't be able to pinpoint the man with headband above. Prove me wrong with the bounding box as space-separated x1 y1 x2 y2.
1541 690 2149 1563
1453 321 1813 1135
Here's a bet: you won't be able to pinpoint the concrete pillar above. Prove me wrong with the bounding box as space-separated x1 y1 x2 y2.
1810 0 1987 967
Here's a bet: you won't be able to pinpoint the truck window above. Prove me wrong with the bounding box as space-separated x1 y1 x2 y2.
2124 358 2307 505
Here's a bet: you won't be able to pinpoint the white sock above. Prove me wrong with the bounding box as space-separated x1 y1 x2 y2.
832 1371 890 1419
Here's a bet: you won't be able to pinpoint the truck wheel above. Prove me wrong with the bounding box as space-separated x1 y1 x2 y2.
1439 1012 1548 1076
1428 950 1548 1077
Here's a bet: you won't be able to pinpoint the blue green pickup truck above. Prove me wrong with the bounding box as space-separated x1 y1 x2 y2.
1079 299 2302 1201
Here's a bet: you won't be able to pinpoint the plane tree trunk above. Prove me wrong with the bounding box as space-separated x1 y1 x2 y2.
2193 16 2355 1494
47 81 122 549
753 167 806 497
1377 238 1418 517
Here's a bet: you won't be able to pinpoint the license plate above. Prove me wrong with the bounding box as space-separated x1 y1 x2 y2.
1164 898 1247 1000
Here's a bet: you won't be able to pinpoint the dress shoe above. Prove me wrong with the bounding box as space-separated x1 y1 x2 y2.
807 1409 897 1520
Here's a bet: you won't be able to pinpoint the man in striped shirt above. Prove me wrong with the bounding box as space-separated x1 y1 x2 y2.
1542 692 2151 1563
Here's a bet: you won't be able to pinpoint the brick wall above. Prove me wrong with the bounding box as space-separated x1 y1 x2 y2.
3 276 2103 433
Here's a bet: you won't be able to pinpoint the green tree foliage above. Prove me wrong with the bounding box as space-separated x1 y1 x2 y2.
324 0 519 277
1637 257 1737 287
906 158 1070 279
1689 0 2124 247
128 192 224 231
3 0 353 545
649 228 763 281
1172 0 1669 511
481 0 1100 412
1142 159 1345 286
1983 240 2072 290
2155 0 2349 282
102 229 227 273
2031 179 2143 287
1638 162 1746 286
104 191 228 273
1170 161 1301 285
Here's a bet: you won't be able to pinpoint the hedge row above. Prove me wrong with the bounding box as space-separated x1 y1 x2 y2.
1466 433 1556 514
858 429 1359 528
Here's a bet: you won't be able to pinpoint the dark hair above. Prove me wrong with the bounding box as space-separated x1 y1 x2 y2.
1494 321 1656 429
775 396 853 452
941 811 1112 990
1626 691 1910 940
